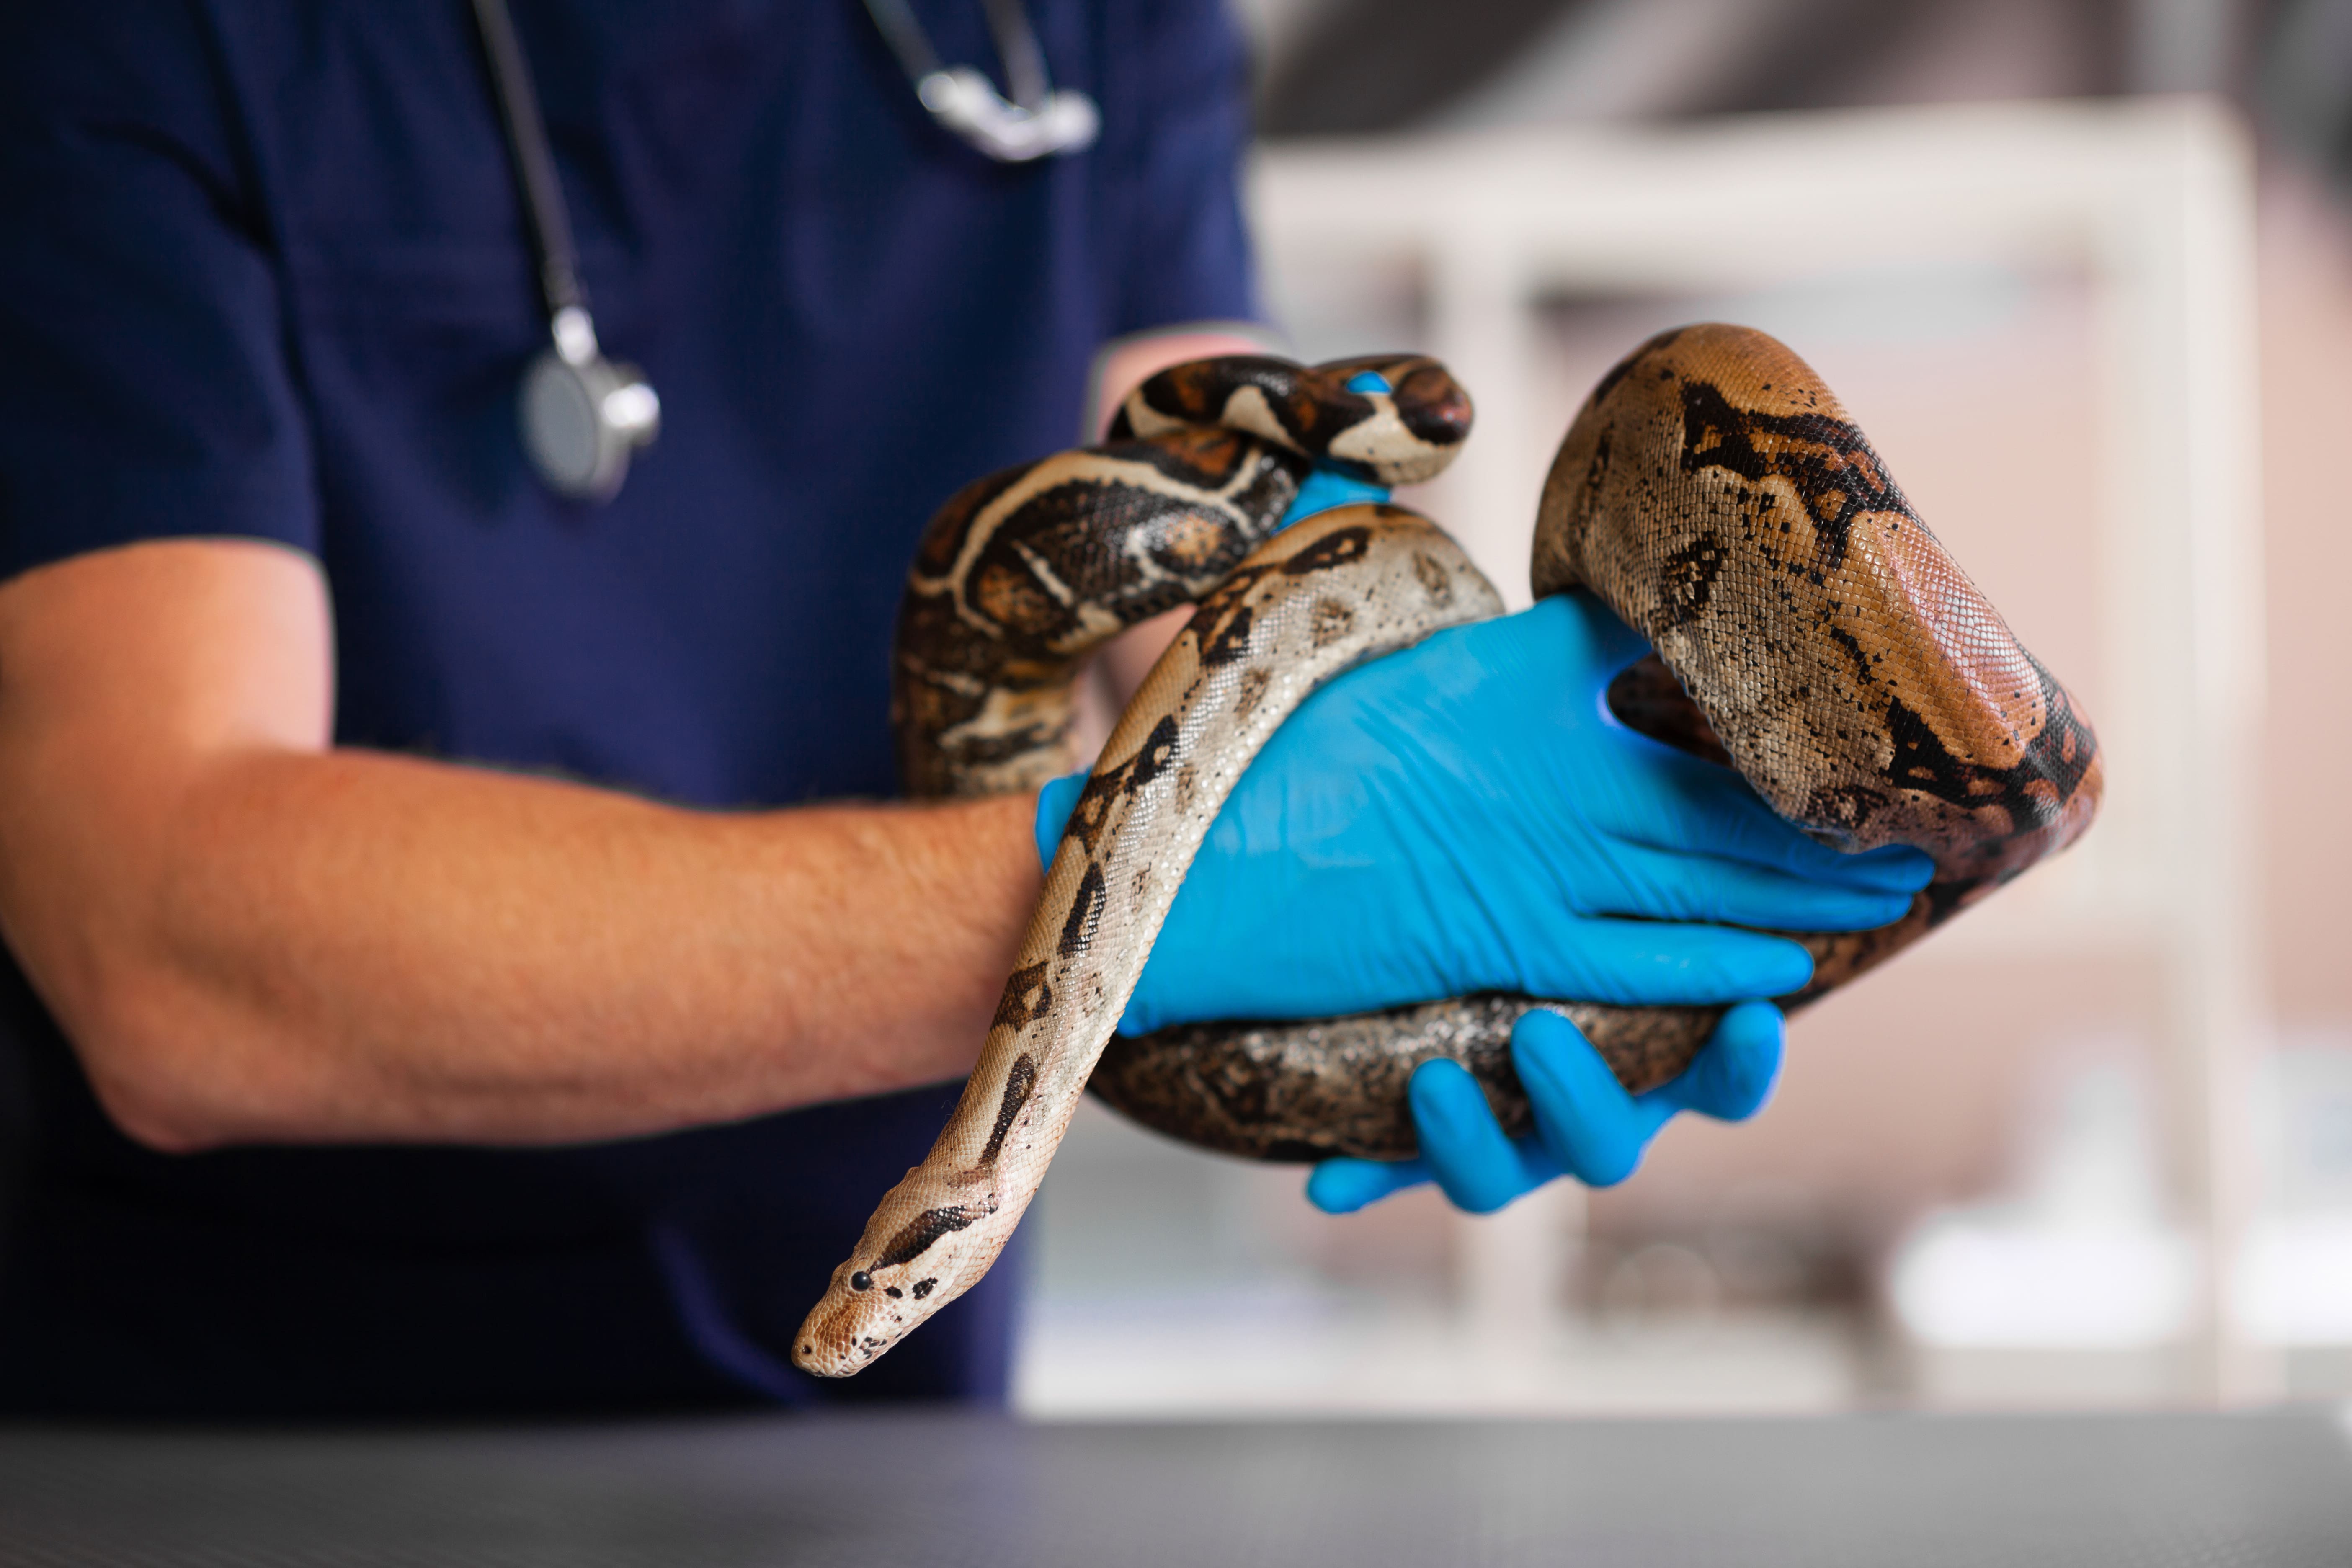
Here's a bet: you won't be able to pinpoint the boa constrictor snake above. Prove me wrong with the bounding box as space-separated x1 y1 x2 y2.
794 324 2102 1377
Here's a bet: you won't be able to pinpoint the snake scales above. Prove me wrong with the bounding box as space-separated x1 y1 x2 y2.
793 324 2102 1377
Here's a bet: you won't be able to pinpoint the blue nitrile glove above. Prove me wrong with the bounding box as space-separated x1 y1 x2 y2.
1034 364 1928 1209
1034 584 1931 1209
1031 592 1931 1029
1305 1002 1785 1214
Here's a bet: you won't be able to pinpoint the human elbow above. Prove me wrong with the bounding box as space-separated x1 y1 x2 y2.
62 970 266 1154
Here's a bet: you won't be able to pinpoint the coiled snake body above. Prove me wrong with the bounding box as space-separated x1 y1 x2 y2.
794 325 2102 1377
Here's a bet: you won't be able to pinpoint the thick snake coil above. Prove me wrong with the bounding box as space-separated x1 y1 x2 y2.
794 325 2102 1377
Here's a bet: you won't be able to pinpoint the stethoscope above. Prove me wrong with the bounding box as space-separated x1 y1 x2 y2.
469 0 1098 503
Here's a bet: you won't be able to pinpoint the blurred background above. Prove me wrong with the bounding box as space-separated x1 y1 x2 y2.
1014 0 2352 1417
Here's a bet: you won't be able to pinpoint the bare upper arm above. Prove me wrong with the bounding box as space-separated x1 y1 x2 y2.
0 538 332 1132
0 538 331 762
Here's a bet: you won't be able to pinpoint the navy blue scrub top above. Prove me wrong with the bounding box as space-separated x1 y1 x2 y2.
0 0 1257 1418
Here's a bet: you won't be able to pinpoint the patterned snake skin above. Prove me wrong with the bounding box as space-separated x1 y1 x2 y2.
793 325 2102 1377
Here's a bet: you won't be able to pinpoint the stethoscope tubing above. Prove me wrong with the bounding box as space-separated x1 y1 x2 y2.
466 0 1093 501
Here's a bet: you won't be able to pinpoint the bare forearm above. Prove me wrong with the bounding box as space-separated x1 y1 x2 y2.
9 743 1039 1150
0 326 1277 1155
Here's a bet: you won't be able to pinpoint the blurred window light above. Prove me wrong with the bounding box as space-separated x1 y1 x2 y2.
2232 1036 2352 1346
1893 1218 2196 1348
1893 1042 2352 1353
2233 1216 2352 1345
1889 1057 2196 1350
2252 1034 2352 1215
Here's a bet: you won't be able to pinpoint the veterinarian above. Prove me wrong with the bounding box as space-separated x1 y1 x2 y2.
0 0 1927 1417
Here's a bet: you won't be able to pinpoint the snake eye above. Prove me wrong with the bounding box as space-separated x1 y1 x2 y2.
850 1270 873 1292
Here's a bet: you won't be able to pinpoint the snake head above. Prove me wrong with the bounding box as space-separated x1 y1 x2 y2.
792 1259 944 1378
792 1191 1014 1377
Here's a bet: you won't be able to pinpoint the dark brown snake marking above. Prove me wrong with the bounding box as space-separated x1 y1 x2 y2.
894 355 1470 798
794 328 2102 1377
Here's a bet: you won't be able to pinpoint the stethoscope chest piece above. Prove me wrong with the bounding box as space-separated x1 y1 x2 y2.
472 0 660 505
521 307 661 503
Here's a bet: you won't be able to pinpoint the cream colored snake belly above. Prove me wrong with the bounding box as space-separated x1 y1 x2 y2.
793 324 2102 1377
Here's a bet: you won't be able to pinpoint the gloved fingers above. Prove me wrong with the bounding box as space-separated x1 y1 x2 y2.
1650 1000 1785 1122
1515 920 1814 1006
1306 1154 1431 1214
1605 745 1937 894
1842 841 1942 887
1326 1006 1782 1212
1407 1058 1561 1213
1601 844 1921 932
1512 1008 1679 1188
1131 905 1817 1032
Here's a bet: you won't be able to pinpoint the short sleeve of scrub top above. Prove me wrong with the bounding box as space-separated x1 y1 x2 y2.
0 0 1260 1420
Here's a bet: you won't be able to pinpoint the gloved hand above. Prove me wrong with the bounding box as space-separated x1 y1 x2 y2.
1034 583 1930 1210
1305 1001 1785 1214
1033 591 1932 1032
1033 428 1930 1211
